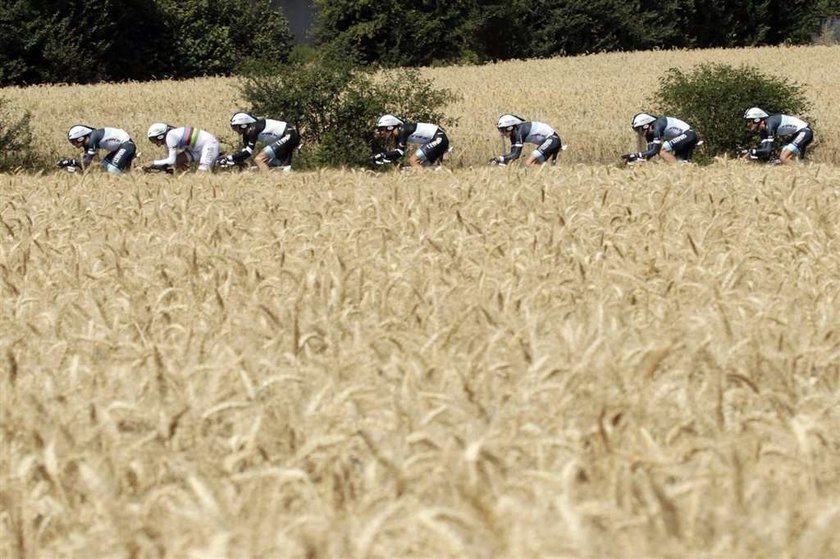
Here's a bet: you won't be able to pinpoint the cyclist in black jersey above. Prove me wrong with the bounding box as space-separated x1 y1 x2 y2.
742 107 813 165
371 114 449 170
220 111 300 172
622 113 699 164
59 125 136 174
490 114 563 168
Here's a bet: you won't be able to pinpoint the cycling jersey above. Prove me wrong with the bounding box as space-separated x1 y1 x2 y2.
753 114 813 159
231 119 293 163
382 123 449 164
152 126 219 171
81 127 133 167
500 121 562 163
76 128 137 175
639 117 694 159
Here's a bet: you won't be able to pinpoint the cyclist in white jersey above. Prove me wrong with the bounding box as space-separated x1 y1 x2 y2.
742 107 813 165
142 123 220 172
622 113 699 164
490 114 563 167
59 125 136 174
219 111 300 172
371 114 449 170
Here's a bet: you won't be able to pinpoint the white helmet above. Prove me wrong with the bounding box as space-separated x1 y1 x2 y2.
67 125 95 142
147 122 171 140
230 111 258 128
743 107 769 121
497 114 525 129
376 114 404 129
631 113 657 129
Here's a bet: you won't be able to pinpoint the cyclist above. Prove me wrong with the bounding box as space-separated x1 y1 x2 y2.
490 114 563 167
58 125 136 174
218 111 300 171
742 107 813 165
142 123 220 172
621 113 699 164
370 114 449 170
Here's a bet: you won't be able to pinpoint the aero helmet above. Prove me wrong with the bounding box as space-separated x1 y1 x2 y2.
230 112 258 129
497 114 525 130
631 113 657 129
67 125 95 143
743 107 770 122
376 114 404 130
147 122 171 140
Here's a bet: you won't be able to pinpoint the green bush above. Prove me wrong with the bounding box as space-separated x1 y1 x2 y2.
655 63 813 161
0 99 37 171
288 45 319 65
240 52 457 168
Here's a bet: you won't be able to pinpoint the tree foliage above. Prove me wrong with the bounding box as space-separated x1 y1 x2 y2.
0 0 292 86
241 51 457 168
312 0 475 66
313 0 840 66
655 63 813 161
1 0 835 84
157 0 294 79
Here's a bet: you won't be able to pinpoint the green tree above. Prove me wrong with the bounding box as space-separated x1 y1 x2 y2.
311 1 839 66
313 0 475 66
0 0 292 85
523 0 685 56
680 1 772 47
0 0 99 85
156 0 293 78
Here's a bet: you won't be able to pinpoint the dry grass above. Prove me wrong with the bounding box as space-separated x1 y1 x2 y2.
434 45 840 165
1 46 840 558
2 45 839 165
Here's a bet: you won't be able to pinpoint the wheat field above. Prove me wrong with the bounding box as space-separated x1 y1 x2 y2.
1 46 840 558
3 45 840 165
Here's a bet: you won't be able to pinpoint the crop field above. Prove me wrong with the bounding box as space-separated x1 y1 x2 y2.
1 46 840 558
3 44 840 166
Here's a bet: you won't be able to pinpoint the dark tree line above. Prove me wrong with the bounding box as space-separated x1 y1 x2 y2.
313 0 840 66
1 0 837 86
0 0 292 86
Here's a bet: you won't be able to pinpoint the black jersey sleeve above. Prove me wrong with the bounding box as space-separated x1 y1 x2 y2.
82 129 105 167
639 118 666 159
500 123 530 163
751 115 780 159
383 123 417 161
231 121 264 163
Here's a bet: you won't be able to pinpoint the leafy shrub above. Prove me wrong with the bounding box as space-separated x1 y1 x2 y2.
655 63 813 161
288 45 319 65
0 99 37 171
241 52 457 168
